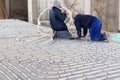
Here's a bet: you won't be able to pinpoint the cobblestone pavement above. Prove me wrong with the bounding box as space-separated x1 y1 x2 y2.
0 20 120 80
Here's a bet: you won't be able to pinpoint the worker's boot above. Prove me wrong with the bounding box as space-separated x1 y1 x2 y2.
104 31 111 42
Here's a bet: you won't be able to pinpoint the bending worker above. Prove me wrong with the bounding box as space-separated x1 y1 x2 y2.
72 12 109 41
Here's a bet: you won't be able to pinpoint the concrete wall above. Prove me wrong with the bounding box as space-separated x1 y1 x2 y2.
9 0 28 21
63 0 84 13
0 0 7 19
28 0 37 23
84 0 91 14
91 0 119 32
38 0 54 20
119 0 120 31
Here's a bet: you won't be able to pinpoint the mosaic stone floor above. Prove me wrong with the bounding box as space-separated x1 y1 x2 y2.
0 20 120 80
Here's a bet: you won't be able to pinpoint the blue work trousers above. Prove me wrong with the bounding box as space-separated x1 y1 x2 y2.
89 18 106 41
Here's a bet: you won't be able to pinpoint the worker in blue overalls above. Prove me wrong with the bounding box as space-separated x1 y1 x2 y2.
72 12 109 41
49 0 71 38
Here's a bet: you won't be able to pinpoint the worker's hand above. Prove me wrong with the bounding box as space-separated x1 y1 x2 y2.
63 10 68 14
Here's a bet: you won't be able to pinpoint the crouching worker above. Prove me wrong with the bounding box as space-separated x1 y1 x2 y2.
49 0 71 39
72 12 109 41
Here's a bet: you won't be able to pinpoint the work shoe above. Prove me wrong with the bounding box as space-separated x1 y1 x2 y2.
104 31 111 42
53 31 57 39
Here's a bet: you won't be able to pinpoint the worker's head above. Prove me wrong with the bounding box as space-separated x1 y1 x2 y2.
53 0 62 9
72 12 78 19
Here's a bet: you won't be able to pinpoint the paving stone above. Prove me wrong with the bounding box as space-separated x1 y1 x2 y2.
0 20 120 80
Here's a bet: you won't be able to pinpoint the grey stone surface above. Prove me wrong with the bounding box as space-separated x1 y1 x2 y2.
0 20 120 80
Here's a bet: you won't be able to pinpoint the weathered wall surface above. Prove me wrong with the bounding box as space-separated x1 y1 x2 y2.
9 0 28 21
36 0 54 21
91 0 119 32
0 0 7 19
